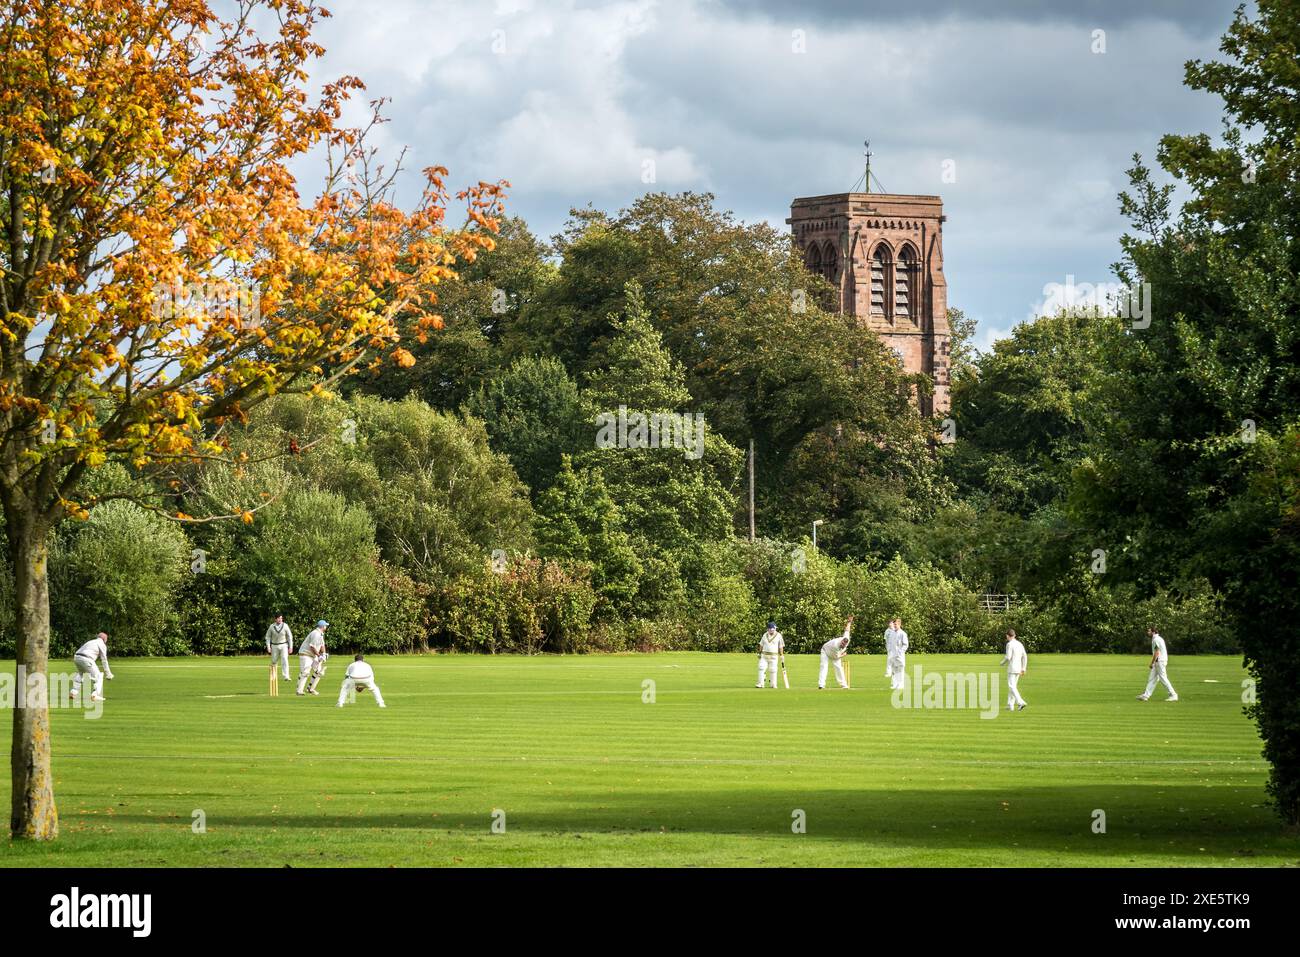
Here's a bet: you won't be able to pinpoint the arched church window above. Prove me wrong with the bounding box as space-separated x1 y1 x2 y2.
870 246 889 317
896 246 917 322
806 243 821 275
822 242 839 284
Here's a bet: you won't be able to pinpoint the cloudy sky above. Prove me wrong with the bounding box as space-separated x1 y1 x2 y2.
301 0 1242 350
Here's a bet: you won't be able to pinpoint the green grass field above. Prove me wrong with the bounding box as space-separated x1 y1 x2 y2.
1 652 1295 867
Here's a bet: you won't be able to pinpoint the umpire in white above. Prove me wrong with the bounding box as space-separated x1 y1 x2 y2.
264 613 293 682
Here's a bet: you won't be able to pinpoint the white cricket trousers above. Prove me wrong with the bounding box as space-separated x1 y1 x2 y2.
888 653 906 690
1143 662 1177 699
72 655 103 698
296 655 324 694
268 643 290 680
338 677 386 708
1006 672 1026 709
818 653 846 689
757 654 779 687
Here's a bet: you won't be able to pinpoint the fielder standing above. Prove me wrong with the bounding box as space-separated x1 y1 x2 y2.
1001 629 1027 711
337 654 386 708
264 613 293 684
885 617 909 690
1137 627 1179 702
756 620 784 688
296 620 329 696
883 619 893 678
70 631 114 702
818 616 853 689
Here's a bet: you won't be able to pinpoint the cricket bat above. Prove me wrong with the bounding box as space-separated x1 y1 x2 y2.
781 655 790 689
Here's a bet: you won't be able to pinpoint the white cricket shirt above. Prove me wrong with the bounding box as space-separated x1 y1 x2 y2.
346 661 375 682
74 637 108 665
1151 634 1168 663
301 628 326 656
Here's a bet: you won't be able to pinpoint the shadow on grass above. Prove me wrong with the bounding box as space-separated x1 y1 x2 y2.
98 785 1298 860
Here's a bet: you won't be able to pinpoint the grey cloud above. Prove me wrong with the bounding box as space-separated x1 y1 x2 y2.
708 0 1240 33
302 0 1242 347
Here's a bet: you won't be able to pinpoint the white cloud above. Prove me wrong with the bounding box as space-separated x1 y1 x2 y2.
288 0 1235 342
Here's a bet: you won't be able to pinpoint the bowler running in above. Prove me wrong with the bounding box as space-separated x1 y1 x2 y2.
818 616 853 689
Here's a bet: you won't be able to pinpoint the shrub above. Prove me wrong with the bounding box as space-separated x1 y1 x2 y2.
49 501 190 656
733 538 843 653
232 487 404 652
1133 581 1237 654
431 556 596 654
683 571 761 652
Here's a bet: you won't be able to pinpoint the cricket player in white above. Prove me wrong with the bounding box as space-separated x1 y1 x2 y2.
264 613 293 682
296 620 329 696
338 654 386 708
883 620 893 678
756 621 784 688
885 617 909 690
1000 629 1027 711
1137 627 1178 701
70 632 113 702
818 617 853 689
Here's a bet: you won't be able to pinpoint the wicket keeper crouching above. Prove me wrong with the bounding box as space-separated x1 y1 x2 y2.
337 654 386 708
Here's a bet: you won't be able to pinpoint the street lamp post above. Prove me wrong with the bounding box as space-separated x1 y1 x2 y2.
812 519 824 551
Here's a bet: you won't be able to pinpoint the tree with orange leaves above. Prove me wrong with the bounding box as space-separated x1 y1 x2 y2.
0 0 504 839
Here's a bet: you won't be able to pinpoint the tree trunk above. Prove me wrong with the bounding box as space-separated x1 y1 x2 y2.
9 513 57 840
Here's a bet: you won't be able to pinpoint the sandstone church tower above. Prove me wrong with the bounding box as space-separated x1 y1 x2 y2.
788 167 951 416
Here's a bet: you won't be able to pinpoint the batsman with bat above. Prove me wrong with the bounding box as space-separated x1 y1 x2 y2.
296 620 329 696
757 621 785 688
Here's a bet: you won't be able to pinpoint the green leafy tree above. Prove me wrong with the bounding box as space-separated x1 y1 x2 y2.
353 218 556 410
1073 0 1300 822
465 357 591 495
233 487 422 650
946 307 980 388
506 193 934 540
950 310 1120 515
215 393 534 581
584 281 692 412
50 501 190 656
327 397 533 579
534 457 642 618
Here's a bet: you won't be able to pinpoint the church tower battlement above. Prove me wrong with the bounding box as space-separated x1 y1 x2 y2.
788 191 951 416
